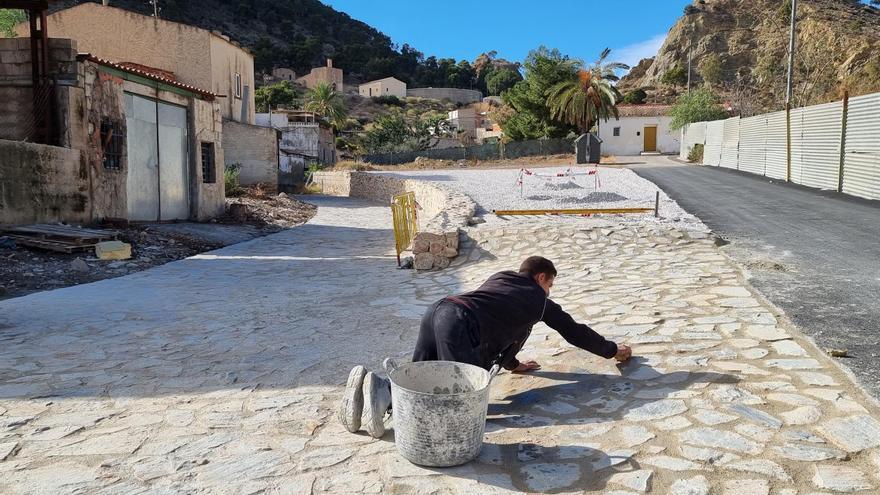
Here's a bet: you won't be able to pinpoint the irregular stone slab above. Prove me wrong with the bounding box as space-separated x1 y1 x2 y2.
711 386 766 405
591 449 636 471
299 447 355 471
679 445 740 464
812 465 873 492
669 475 709 495
724 459 792 481
633 387 700 400
678 427 763 455
608 469 653 492
534 401 579 415
818 415 880 453
691 409 737 426
735 423 775 442
729 338 760 349
745 325 791 341
521 463 580 492
724 479 768 495
740 348 769 360
622 400 688 422
0 441 18 461
718 298 760 308
713 362 771 376
618 425 655 448
766 358 822 370
781 429 827 443
767 393 820 407
655 416 693 431
796 372 838 386
624 366 664 381
780 406 822 425
773 443 848 461
517 443 544 462
771 340 808 356
710 286 752 297
642 455 702 471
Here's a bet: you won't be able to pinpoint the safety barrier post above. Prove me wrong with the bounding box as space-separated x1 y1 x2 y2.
838 91 849 193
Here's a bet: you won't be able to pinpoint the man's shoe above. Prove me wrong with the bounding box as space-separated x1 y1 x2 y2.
338 365 367 433
362 371 392 438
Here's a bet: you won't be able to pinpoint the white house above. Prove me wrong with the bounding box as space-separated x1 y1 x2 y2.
359 77 407 99
596 104 679 155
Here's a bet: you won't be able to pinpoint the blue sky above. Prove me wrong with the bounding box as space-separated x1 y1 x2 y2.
321 0 684 69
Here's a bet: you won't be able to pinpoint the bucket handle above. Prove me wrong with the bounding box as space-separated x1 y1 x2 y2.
383 357 399 374
488 364 501 384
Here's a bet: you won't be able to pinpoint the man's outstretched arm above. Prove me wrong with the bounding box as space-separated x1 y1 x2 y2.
542 299 621 359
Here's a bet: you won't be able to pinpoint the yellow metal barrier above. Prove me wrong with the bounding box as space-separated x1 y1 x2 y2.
391 192 418 265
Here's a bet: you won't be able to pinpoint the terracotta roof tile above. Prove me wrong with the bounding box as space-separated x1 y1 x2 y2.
77 53 217 99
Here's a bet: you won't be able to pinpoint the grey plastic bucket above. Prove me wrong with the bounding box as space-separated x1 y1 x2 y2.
384 359 501 467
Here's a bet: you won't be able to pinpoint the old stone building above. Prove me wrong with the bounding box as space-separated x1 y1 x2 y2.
295 59 343 91
255 110 336 191
0 38 225 225
15 2 256 125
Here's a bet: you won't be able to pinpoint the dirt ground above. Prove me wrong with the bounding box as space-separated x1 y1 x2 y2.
332 154 629 172
0 190 316 301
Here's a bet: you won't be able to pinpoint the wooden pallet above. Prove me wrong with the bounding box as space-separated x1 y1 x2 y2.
1 224 119 253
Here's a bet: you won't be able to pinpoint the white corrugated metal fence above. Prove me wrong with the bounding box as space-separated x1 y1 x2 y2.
679 91 880 200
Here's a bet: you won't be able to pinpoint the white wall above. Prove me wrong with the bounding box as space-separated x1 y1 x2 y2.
597 116 679 156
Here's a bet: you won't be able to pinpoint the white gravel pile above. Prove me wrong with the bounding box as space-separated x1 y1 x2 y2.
381 166 707 231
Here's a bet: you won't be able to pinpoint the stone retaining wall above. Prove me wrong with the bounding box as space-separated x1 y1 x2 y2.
311 171 476 269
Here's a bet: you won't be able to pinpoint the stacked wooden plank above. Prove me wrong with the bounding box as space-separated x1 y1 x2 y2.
0 224 119 254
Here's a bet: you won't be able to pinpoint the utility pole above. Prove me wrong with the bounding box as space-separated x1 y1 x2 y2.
785 0 798 107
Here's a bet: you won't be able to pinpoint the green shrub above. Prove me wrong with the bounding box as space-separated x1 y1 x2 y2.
224 163 243 196
687 143 705 163
372 95 404 106
623 89 647 104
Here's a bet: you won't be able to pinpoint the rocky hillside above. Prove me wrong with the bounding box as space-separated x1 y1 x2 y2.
620 0 880 112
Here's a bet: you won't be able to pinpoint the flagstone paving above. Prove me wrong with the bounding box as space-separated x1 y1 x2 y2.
1 195 880 494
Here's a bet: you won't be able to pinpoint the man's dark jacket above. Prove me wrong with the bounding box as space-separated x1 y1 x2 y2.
449 271 618 370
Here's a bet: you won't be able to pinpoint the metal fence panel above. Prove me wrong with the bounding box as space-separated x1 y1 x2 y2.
799 101 842 190
720 117 740 170
765 111 788 180
738 115 767 176
680 122 707 161
789 107 807 184
704 120 724 166
843 93 880 200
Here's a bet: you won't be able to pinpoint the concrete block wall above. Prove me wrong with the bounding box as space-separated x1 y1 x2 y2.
223 120 279 192
311 171 476 270
0 139 90 226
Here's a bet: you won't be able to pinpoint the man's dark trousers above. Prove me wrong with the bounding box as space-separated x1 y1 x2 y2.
412 299 486 369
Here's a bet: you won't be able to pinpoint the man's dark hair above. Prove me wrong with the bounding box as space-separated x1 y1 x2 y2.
519 256 557 277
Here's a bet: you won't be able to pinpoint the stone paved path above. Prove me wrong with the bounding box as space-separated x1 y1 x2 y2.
2 196 880 494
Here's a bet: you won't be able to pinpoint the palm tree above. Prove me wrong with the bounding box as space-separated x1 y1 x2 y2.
547 48 628 132
304 82 348 130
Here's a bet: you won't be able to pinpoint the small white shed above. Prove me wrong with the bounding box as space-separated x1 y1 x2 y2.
359 77 407 99
597 104 680 156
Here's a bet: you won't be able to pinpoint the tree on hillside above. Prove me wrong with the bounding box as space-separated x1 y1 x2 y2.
499 47 580 140
623 89 648 104
698 54 723 87
546 48 628 132
304 82 348 130
360 112 451 154
669 88 729 129
486 68 522 96
662 64 688 88
255 81 300 112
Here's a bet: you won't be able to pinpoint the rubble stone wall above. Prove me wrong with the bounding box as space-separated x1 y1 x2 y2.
312 171 476 269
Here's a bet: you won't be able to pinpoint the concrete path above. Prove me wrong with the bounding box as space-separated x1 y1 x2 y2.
631 158 880 399
2 194 880 493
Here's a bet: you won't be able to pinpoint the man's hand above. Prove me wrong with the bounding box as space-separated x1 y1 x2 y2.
615 344 633 362
513 360 542 373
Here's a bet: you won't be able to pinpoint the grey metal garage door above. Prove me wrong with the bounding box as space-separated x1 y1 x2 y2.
125 93 189 221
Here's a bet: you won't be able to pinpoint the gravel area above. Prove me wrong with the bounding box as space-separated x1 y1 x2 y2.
382 166 707 230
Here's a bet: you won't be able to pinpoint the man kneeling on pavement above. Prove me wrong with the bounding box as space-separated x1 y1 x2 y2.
339 256 633 437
